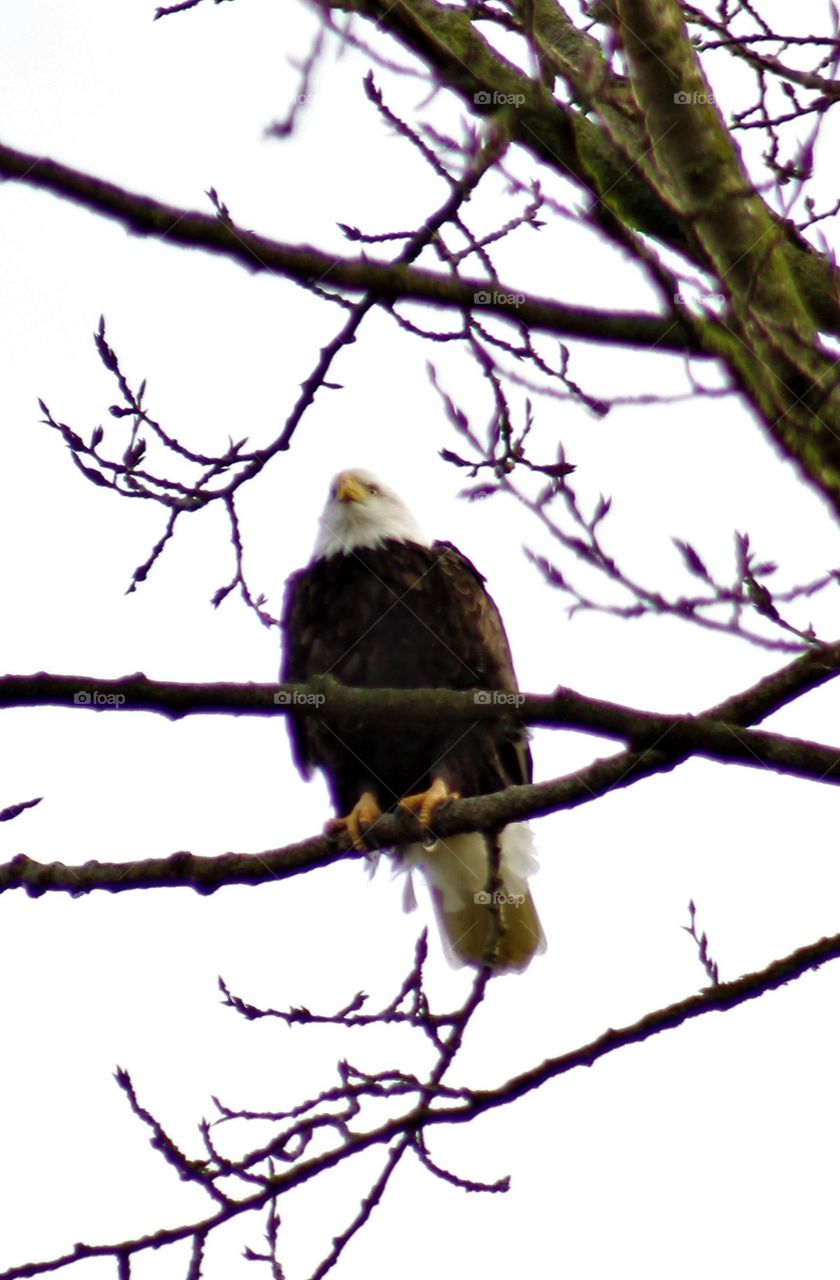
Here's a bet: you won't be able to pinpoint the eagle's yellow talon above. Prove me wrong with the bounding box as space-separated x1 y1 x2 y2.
399 777 460 831
325 791 382 850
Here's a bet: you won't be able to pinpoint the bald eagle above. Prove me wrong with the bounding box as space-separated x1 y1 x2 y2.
281 469 545 972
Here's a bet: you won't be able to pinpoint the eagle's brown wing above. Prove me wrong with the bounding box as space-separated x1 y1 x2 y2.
432 541 532 788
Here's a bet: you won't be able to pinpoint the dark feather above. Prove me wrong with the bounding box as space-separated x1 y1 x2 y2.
280 539 531 816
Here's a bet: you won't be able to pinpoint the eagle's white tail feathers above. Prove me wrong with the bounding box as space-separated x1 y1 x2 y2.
401 823 545 973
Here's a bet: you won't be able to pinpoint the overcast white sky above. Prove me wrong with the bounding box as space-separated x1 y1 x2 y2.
2 1 840 1276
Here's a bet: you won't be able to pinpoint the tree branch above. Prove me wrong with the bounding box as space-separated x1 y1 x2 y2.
322 0 840 334
5 918 840 1279
2 635 840 724
2 643 839 895
617 0 840 515
449 925 840 1115
4 660 840 896
0 139 698 354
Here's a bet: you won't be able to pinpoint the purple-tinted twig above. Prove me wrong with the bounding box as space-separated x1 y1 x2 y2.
683 899 721 986
0 797 42 823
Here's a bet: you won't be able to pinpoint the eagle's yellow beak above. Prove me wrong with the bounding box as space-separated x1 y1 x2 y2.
335 471 367 504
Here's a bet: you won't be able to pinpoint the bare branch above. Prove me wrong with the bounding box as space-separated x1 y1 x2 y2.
4 642 840 898
0 797 42 823
0 140 698 354
683 900 721 986
6 920 840 1278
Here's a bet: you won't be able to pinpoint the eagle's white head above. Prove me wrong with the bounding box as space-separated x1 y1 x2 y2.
313 469 431 558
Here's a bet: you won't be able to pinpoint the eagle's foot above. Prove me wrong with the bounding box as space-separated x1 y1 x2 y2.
399 776 459 835
325 791 382 851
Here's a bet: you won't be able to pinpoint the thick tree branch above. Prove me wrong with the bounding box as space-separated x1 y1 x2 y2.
323 0 840 334
616 0 840 515
0 139 697 354
2 645 838 895
0 723 835 897
2 636 840 724
4 641 840 897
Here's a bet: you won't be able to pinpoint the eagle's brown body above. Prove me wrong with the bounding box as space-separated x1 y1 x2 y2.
282 538 531 815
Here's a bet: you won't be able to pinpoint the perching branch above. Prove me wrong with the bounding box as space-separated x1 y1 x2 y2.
1 716 836 898
4 640 840 897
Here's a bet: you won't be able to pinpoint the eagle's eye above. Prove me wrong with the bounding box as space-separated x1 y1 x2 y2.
367 483 380 496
